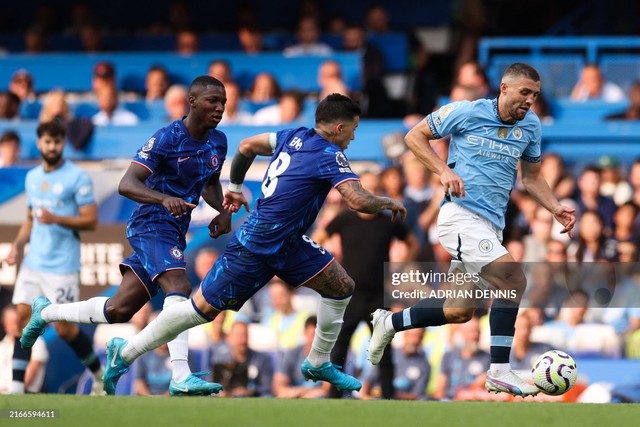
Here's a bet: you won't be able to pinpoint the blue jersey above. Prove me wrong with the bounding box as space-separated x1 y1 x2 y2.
24 160 95 274
426 98 541 230
127 119 227 237
237 127 358 254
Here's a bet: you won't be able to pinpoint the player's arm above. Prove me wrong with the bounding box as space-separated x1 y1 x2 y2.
38 203 98 231
405 119 465 198
520 159 576 235
5 208 34 265
224 133 275 213
202 172 232 238
335 180 407 221
119 162 195 217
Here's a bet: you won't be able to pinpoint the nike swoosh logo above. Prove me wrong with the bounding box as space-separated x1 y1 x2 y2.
110 344 120 368
306 369 317 378
89 316 94 324
173 385 189 392
177 157 190 162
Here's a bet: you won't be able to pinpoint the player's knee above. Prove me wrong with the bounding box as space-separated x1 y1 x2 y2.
444 307 475 323
105 303 134 324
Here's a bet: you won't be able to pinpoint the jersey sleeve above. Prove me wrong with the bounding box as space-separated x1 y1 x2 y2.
318 147 359 187
132 129 170 173
74 170 95 207
425 101 471 139
522 119 542 163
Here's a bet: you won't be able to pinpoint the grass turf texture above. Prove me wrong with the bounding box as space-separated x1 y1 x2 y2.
2 394 639 427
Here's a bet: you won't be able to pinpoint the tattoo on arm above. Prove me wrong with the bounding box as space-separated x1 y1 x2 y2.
337 180 393 213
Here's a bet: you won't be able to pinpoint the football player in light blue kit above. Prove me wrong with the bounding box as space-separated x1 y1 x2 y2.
369 63 577 397
5 121 104 394
100 93 407 394
21 76 229 396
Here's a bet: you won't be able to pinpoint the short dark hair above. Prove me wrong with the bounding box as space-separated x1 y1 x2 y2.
0 130 20 144
503 62 540 82
315 93 360 124
189 75 224 94
37 120 66 138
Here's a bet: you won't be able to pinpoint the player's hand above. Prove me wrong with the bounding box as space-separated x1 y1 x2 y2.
553 205 576 238
35 207 58 224
4 245 20 266
440 167 465 198
208 210 232 238
223 190 250 213
389 199 407 222
162 196 196 217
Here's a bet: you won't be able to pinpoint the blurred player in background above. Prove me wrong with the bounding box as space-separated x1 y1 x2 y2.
5 120 103 394
21 76 230 396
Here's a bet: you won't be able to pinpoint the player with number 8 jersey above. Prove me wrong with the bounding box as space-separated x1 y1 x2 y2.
101 93 407 394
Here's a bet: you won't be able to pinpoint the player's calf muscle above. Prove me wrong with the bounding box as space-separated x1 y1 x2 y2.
305 264 354 298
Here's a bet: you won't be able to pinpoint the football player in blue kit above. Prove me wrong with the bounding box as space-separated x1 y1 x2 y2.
100 93 407 394
21 75 229 396
368 63 577 397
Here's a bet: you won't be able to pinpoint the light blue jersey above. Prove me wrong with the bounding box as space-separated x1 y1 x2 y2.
426 98 541 230
24 160 95 274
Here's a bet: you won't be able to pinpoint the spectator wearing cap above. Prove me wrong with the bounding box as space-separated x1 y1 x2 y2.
598 155 633 206
93 61 116 95
0 130 20 167
92 84 139 126
9 70 35 102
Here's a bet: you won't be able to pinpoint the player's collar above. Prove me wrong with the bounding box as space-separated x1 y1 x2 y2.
493 96 518 125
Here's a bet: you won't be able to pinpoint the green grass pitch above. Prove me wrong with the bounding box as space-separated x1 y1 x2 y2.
1 394 639 427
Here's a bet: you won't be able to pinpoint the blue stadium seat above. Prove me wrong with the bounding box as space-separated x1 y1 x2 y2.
600 55 640 93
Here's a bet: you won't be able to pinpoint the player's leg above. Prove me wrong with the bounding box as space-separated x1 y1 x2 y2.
328 299 364 397
480 253 537 396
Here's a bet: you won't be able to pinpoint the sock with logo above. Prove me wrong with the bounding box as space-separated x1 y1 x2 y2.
42 297 109 324
390 298 448 332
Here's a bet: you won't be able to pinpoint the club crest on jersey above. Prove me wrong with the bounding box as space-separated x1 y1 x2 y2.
53 183 63 195
170 246 184 260
513 127 523 140
41 181 49 192
142 138 155 152
497 127 508 139
208 154 220 169
479 239 493 253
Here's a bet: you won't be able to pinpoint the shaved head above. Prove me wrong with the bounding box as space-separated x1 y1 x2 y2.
189 75 224 97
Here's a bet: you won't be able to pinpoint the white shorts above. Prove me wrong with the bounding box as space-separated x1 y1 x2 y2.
11 265 80 306
437 202 508 289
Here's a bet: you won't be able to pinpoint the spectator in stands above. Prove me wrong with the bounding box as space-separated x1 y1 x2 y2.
530 93 554 125
342 24 391 118
568 210 618 263
0 305 48 393
80 21 106 52
252 90 305 126
207 60 233 85
39 89 94 150
65 1 96 36
607 81 640 120
272 316 330 398
380 165 405 201
261 278 309 351
612 202 639 246
598 155 633 206
145 65 170 102
92 61 117 96
630 159 640 208
522 262 569 322
163 84 189 122
212 321 274 397
454 61 490 99
365 4 391 34
327 14 348 35
0 130 20 167
540 153 575 200
238 25 264 54
523 206 554 262
219 81 252 125
193 247 219 288
510 312 552 370
0 91 21 120
248 73 280 104
176 29 198 55
9 70 35 102
284 16 333 57
570 64 625 103
24 26 47 53
92 85 140 126
317 60 349 101
576 166 617 233
167 0 192 32
132 306 172 396
433 316 490 400
360 327 431 400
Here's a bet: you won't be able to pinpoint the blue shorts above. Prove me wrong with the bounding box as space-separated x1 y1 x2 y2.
201 234 334 311
120 230 187 297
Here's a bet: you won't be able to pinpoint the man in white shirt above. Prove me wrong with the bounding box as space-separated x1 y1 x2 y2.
92 85 139 126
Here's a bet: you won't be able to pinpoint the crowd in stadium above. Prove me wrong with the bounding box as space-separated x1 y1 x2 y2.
1 0 640 403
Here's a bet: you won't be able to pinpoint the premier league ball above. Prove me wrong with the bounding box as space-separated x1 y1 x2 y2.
531 350 578 395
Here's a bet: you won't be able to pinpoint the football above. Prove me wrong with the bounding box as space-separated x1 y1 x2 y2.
531 350 578 395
